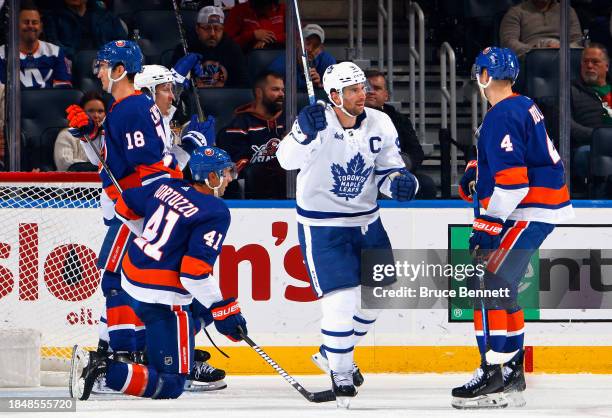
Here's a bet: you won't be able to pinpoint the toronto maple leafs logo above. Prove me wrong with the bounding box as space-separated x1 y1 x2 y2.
330 153 373 200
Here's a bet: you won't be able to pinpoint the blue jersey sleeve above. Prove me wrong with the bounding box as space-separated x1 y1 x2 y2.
52 47 72 87
482 110 529 188
115 181 159 221
180 205 231 281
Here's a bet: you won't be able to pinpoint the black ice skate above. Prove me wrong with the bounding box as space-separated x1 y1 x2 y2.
331 371 357 409
312 346 364 387
503 351 526 407
184 349 227 391
451 363 508 409
69 345 108 401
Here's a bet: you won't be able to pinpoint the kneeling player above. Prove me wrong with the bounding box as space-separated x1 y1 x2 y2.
452 47 574 409
70 147 247 400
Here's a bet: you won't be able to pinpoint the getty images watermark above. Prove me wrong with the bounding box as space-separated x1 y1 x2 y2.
360 249 612 310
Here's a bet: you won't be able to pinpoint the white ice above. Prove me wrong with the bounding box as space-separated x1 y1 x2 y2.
2 374 612 418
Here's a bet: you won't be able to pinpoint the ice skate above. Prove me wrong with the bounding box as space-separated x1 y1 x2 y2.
451 363 508 409
69 345 108 401
184 349 227 391
503 352 526 407
312 346 364 386
331 371 357 409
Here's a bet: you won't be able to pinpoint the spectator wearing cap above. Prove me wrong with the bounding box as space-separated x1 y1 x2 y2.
224 0 286 52
43 0 127 60
268 23 336 90
171 5 249 88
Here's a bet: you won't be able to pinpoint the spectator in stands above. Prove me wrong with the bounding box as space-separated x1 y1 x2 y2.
364 69 436 199
225 0 285 52
171 6 249 88
217 70 286 198
54 91 102 171
0 3 72 89
44 0 127 59
500 0 583 57
268 24 336 90
571 43 612 182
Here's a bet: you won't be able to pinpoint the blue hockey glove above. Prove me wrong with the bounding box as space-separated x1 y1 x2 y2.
459 160 477 202
469 215 504 258
210 297 247 342
171 53 204 88
181 114 216 153
297 103 327 139
390 170 418 201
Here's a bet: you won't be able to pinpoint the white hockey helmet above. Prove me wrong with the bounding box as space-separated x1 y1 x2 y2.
134 64 174 93
322 61 366 115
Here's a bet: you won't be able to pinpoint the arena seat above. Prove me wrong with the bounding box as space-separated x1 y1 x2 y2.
20 89 84 171
521 49 583 99
589 127 612 198
72 49 99 92
197 88 254 133
246 49 284 83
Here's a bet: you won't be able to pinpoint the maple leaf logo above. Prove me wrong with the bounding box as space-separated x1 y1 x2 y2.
330 153 373 200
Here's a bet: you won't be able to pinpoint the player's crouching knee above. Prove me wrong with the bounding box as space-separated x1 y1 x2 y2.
152 373 187 399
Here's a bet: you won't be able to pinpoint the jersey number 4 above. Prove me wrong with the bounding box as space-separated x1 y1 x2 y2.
134 205 179 261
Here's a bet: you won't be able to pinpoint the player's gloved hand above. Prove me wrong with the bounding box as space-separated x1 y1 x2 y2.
210 297 247 342
390 169 418 201
171 53 204 88
469 215 504 258
181 114 216 153
66 104 100 141
459 160 477 202
297 103 327 140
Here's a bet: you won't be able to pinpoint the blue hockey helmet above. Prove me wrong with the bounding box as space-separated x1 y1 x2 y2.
94 40 144 75
190 146 237 184
472 46 519 86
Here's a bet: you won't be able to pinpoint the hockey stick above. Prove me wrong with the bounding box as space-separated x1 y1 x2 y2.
472 190 491 364
170 0 205 121
292 0 316 105
237 326 336 403
81 133 123 194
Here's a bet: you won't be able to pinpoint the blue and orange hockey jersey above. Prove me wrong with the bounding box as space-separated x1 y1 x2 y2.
476 94 574 224
115 178 230 306
101 92 182 201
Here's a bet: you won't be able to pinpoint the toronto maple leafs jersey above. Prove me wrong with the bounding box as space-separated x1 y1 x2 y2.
276 105 406 227
115 178 230 306
476 94 574 223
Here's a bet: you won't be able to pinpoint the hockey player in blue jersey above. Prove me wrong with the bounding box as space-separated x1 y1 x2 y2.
70 146 247 401
452 47 574 409
66 41 187 378
276 62 418 407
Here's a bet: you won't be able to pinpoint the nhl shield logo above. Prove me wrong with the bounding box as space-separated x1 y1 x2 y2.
164 356 173 366
330 153 373 201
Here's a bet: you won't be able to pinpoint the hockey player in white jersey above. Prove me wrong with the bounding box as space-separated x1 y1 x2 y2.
276 61 419 407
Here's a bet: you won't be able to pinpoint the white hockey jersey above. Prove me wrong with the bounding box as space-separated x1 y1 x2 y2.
276 105 408 227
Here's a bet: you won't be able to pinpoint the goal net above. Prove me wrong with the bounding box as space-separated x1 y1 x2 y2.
0 172 106 364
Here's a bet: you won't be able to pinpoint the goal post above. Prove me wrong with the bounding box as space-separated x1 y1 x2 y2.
0 172 106 367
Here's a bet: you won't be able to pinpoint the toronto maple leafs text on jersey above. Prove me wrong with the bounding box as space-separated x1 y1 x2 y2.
276 105 406 227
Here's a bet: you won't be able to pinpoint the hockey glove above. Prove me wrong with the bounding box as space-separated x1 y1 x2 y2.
297 103 327 140
390 170 418 201
210 297 247 342
66 104 100 142
171 53 204 88
469 215 504 258
459 160 477 202
181 114 216 153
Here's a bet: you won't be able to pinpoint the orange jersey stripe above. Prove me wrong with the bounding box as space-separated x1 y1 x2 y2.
136 161 183 181
521 185 570 206
104 173 142 201
106 305 139 326
122 253 184 290
180 256 213 277
495 166 528 186
507 310 525 332
115 196 141 221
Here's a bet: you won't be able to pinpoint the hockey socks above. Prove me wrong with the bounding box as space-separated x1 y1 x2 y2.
474 309 521 364
320 289 356 374
105 361 186 399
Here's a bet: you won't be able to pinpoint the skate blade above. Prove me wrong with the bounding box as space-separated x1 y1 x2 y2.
335 396 352 409
184 379 228 392
451 393 508 409
311 352 330 374
68 345 87 399
91 377 118 395
504 390 526 407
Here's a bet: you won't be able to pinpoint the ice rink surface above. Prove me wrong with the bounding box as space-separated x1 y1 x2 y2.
2 374 612 418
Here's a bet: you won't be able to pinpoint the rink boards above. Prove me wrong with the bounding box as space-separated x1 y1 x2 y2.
1 200 612 373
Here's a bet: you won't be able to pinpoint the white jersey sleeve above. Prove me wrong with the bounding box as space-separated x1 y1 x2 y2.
371 113 406 197
276 119 323 170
